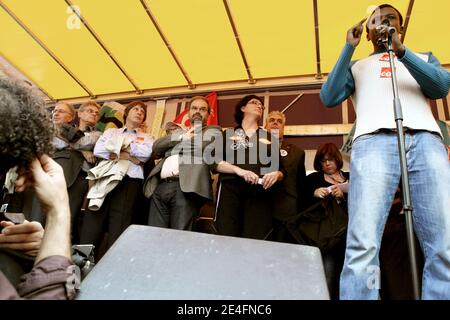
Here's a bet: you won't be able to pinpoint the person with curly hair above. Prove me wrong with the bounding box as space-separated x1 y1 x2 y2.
0 81 54 174
0 77 76 299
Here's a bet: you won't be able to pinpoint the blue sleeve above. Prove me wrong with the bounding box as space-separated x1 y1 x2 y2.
399 49 450 99
130 134 153 163
93 128 114 160
320 43 356 107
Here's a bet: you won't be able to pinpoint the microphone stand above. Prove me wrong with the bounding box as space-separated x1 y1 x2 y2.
382 34 421 300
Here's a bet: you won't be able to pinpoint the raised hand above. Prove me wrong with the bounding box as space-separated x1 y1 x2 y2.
15 154 69 214
346 18 367 47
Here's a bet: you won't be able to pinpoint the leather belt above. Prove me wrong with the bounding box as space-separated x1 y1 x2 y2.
160 176 179 183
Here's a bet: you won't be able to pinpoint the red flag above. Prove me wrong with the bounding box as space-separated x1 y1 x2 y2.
205 92 218 126
173 92 218 127
173 107 190 128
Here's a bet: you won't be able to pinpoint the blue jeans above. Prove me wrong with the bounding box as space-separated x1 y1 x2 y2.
340 131 450 299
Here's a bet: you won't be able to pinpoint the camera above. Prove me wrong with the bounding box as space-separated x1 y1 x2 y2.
0 196 26 233
0 211 26 231
71 244 95 280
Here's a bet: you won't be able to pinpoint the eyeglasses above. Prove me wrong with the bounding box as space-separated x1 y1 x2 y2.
83 108 99 115
248 100 265 109
320 158 335 164
190 106 208 113
52 109 70 115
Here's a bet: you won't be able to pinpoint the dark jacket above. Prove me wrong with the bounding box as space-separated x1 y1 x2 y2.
53 124 85 188
273 141 306 220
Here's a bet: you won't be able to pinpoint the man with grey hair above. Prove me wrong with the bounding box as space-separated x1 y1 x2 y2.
69 101 101 243
30 102 82 227
47 101 101 243
265 111 306 242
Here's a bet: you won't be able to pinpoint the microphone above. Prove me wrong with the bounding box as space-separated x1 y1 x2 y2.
381 19 396 35
377 19 396 45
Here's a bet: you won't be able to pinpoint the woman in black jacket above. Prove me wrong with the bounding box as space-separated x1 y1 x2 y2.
305 142 349 300
306 143 349 205
214 95 285 240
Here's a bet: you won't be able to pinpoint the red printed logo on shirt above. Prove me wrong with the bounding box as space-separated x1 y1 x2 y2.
135 136 145 143
379 53 396 62
380 67 392 78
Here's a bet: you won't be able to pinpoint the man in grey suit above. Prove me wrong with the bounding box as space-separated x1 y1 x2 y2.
145 96 222 230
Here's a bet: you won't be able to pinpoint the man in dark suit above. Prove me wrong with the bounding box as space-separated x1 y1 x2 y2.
265 111 306 243
145 96 222 231
30 103 80 225
51 102 100 243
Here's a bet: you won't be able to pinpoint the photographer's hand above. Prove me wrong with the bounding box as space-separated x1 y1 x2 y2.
16 155 69 214
16 155 71 264
0 220 44 256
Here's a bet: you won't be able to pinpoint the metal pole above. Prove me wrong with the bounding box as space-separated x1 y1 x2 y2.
386 36 421 300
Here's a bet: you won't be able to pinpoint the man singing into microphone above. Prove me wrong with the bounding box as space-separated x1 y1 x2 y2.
320 4 450 299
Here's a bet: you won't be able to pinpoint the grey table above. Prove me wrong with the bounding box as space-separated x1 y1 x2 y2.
77 225 329 300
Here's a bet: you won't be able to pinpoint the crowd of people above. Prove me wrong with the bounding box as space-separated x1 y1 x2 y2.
0 3 449 300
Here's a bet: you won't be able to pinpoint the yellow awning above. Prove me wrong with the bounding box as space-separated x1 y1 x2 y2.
1 0 449 102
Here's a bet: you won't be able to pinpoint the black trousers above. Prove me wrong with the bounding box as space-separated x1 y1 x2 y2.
271 218 297 244
215 178 274 240
68 172 89 244
379 216 424 300
148 180 203 231
79 176 142 257
321 240 346 300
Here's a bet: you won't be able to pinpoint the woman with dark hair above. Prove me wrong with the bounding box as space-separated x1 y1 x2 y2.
232 94 261 126
306 143 349 204
214 95 285 240
304 142 349 300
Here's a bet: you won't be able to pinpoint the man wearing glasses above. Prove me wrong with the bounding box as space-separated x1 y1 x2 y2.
265 111 306 243
28 103 77 225
50 102 101 243
70 102 102 243
145 96 222 231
